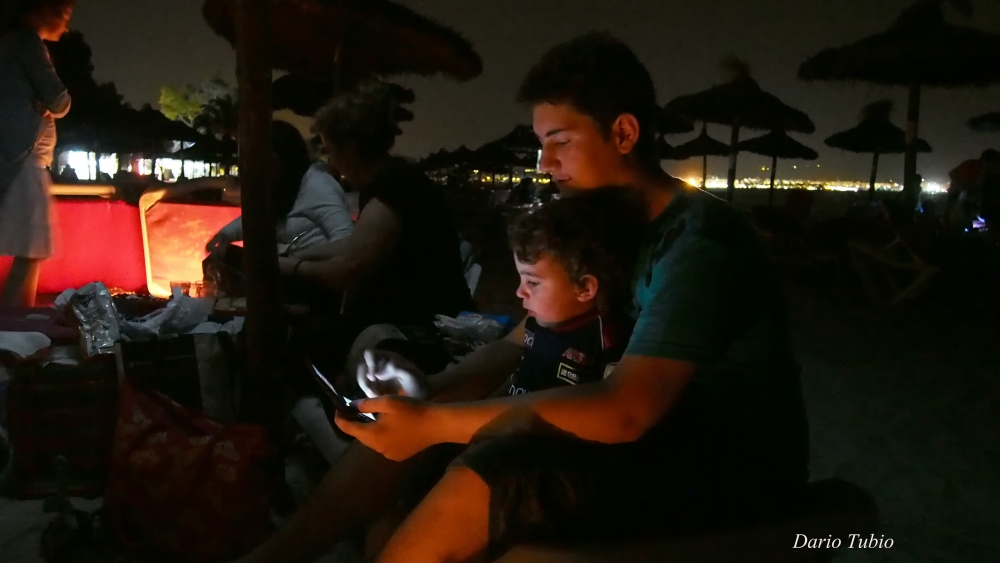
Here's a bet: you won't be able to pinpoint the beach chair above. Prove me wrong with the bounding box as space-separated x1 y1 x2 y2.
497 478 878 563
750 190 817 250
847 200 940 305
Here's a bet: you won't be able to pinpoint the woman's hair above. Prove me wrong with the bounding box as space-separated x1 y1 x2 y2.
271 120 313 219
507 187 646 312
312 81 414 161
0 0 74 34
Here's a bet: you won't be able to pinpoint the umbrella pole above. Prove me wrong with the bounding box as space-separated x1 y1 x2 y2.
726 123 740 203
868 151 880 202
701 154 707 189
768 155 777 207
903 82 922 212
236 0 284 426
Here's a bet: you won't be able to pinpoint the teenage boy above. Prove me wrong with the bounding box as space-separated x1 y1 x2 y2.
235 32 808 563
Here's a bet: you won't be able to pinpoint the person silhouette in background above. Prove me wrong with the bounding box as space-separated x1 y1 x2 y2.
0 0 75 306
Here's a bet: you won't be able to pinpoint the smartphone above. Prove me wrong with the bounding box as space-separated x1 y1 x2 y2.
307 361 377 423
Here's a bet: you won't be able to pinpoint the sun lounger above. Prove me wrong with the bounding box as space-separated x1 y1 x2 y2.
847 200 940 304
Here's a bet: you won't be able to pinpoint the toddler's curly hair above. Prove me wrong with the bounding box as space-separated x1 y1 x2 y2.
508 188 645 312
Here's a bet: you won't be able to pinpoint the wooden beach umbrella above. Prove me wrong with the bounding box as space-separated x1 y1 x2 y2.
664 58 815 202
203 0 482 88
477 125 541 154
469 125 541 180
202 0 482 424
272 74 333 116
272 74 417 120
799 0 1000 212
656 107 695 135
968 112 1000 132
418 148 452 172
738 130 818 206
825 100 932 201
655 136 674 160
667 124 732 189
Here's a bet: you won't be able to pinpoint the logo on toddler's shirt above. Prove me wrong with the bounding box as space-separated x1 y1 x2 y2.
561 348 588 364
524 330 535 348
556 362 581 385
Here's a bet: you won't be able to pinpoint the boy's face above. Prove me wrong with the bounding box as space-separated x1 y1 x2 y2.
533 102 638 191
514 253 598 327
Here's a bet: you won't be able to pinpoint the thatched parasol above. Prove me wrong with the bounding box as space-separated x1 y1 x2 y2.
664 58 814 202
968 112 1000 132
477 125 541 154
272 74 333 116
655 136 674 160
738 130 818 206
203 0 482 87
57 105 203 157
175 135 238 163
656 107 695 135
799 0 1000 211
272 74 417 121
419 145 480 173
419 148 452 172
825 100 932 201
667 124 732 189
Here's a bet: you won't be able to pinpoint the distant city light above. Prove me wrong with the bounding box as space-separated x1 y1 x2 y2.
679 176 951 194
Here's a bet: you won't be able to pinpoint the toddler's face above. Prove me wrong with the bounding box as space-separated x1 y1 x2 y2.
514 253 597 327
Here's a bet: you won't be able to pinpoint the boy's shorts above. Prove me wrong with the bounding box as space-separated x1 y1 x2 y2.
404 414 803 559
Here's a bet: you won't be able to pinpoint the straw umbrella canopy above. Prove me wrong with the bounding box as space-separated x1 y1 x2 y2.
664 58 815 202
272 74 333 116
667 124 733 189
466 125 541 181
655 137 674 160
272 74 417 120
968 112 1000 132
419 148 452 172
737 130 818 206
656 107 695 135
825 100 932 201
799 0 1000 211
175 135 239 175
477 125 541 154
203 0 482 88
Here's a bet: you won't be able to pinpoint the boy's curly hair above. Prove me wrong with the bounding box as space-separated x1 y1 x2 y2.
508 188 646 312
312 80 415 159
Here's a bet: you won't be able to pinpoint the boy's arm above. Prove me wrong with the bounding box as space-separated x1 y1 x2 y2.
341 354 694 460
339 237 737 460
426 318 526 403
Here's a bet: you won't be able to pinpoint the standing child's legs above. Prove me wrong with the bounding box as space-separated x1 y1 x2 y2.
1 257 42 307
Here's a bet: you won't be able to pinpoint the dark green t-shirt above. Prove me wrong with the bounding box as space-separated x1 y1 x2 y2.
627 185 809 492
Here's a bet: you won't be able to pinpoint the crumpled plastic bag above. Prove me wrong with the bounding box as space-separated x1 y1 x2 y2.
434 313 506 347
119 295 214 339
68 282 122 357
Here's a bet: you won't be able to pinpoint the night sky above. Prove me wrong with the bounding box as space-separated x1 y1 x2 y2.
71 0 1000 183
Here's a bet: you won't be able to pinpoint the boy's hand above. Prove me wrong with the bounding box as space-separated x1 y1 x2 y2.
334 396 440 461
355 349 430 399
